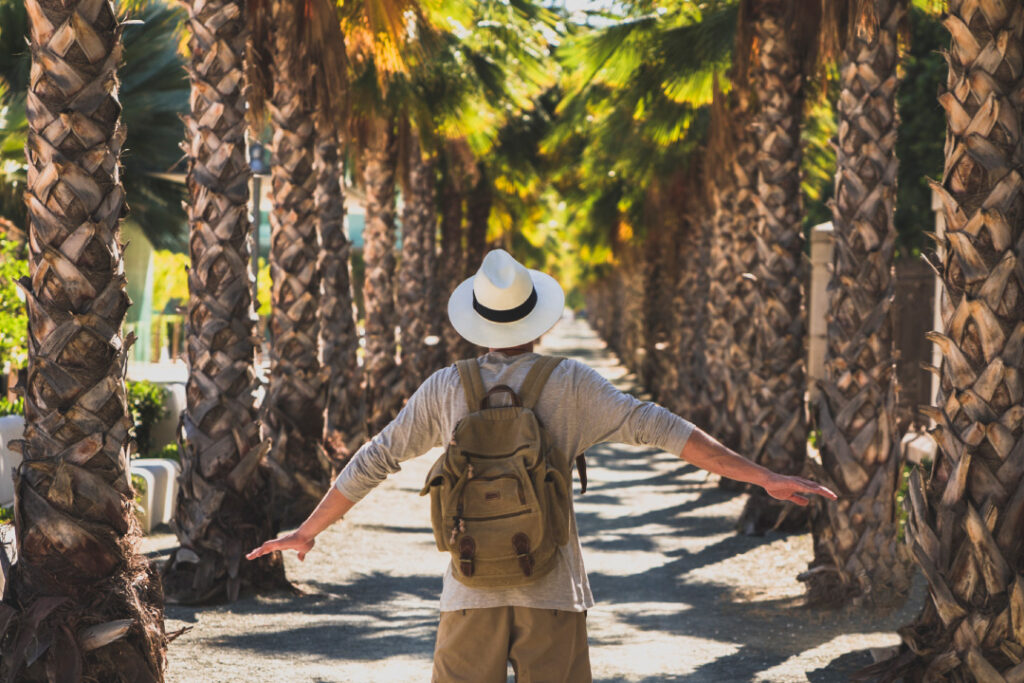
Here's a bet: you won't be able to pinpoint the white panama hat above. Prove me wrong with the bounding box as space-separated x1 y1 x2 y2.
448 249 565 349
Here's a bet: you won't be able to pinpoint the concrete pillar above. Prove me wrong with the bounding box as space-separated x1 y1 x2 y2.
807 222 834 401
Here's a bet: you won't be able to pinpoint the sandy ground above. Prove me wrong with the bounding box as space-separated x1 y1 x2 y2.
142 315 923 682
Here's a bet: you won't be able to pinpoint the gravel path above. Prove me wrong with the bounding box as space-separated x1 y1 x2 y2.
144 315 922 682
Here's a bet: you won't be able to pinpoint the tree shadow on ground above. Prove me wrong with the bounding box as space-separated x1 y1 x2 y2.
167 570 443 660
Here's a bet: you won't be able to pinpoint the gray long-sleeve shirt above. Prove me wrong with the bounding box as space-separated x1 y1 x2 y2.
334 351 695 612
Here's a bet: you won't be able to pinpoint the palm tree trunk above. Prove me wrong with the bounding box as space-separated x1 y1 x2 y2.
738 0 811 534
873 2 1024 679
438 160 466 363
399 133 440 394
804 0 913 609
465 165 491 274
2 0 167 678
316 123 366 465
362 116 402 435
642 197 676 405
163 0 288 605
703 89 742 451
263 0 329 525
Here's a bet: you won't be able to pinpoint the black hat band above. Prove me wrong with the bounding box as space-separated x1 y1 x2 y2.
473 287 538 323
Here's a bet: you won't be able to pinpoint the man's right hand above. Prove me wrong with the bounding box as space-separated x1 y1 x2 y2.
246 531 316 562
762 473 837 506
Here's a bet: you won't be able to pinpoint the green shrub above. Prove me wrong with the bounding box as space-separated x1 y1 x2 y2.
153 442 181 464
896 456 933 542
126 380 169 457
0 396 22 416
0 505 12 524
131 472 148 505
0 237 28 377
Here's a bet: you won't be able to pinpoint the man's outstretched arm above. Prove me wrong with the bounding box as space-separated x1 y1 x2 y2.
246 487 356 561
680 427 837 505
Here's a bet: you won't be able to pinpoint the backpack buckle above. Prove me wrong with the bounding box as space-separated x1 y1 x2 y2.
459 536 476 577
512 533 534 577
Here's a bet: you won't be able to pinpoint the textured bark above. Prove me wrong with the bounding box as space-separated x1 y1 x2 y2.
727 140 763 464
398 134 441 395
465 165 491 275
619 248 646 376
1 0 167 678
869 1 1024 679
316 122 365 465
163 0 288 605
804 0 913 610
438 163 466 363
703 96 742 450
263 1 330 525
362 116 402 435
738 0 811 534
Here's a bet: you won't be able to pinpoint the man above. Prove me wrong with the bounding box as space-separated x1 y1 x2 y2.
247 249 836 681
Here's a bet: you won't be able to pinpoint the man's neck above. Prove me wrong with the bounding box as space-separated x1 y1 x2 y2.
489 342 535 356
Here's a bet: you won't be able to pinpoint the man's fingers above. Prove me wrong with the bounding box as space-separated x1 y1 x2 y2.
246 538 285 560
794 477 838 500
243 544 268 561
790 494 809 506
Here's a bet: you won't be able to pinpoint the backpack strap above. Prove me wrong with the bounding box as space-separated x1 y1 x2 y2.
519 356 564 410
456 359 486 411
575 453 588 494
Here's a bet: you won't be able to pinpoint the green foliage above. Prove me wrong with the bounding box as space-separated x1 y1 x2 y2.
894 6 946 260
0 505 11 524
0 236 27 375
153 442 182 465
0 396 22 416
801 78 839 233
896 456 932 542
126 380 169 457
0 0 189 250
131 473 148 506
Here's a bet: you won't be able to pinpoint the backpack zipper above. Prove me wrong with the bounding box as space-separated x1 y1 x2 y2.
460 508 532 522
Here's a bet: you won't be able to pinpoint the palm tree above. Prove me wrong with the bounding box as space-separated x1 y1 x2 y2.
316 121 366 463
360 114 403 434
437 147 471 363
737 0 819 535
702 80 747 454
1 0 167 677
398 130 440 393
0 0 189 249
248 0 349 524
162 0 289 604
870 1 1024 678
803 0 913 609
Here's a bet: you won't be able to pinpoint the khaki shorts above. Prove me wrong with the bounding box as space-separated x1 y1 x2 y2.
432 606 591 682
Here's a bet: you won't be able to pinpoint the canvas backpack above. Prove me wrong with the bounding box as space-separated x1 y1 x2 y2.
420 355 573 588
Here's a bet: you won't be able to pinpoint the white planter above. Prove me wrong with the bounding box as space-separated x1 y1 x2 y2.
0 415 25 507
131 458 180 529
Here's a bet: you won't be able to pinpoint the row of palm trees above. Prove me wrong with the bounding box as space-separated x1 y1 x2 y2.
581 0 1024 679
1 0 560 678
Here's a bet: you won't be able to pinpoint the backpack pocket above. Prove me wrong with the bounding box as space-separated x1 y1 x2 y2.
421 455 450 552
542 468 571 546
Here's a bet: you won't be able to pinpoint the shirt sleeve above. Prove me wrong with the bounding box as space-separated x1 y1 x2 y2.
572 360 695 455
333 367 450 502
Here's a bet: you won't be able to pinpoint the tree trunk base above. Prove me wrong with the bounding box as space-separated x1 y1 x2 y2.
161 547 291 605
737 491 809 535
1 554 167 682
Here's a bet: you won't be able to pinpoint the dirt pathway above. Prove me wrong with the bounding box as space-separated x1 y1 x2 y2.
146 315 921 682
